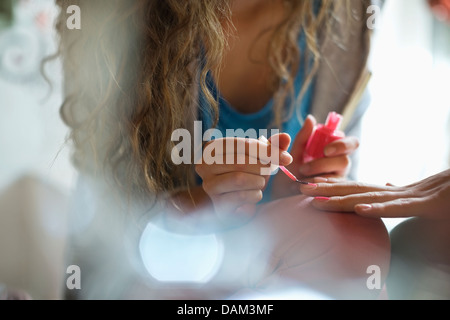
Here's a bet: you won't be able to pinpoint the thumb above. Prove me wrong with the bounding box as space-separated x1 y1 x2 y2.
268 133 291 152
290 115 316 161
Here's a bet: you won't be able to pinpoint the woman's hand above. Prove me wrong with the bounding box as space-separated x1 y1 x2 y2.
271 115 359 199
300 169 450 220
297 115 359 180
195 133 292 223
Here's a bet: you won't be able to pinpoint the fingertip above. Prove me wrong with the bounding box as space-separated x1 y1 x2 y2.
309 197 330 211
269 132 291 150
279 132 292 141
314 197 331 202
302 116 316 133
305 114 317 126
280 151 293 165
355 204 374 215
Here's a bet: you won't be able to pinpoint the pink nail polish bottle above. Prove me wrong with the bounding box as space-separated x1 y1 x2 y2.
303 112 344 163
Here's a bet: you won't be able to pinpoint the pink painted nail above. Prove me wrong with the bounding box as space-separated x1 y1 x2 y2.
315 197 330 202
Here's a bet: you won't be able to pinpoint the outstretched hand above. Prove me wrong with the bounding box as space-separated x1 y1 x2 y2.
300 169 450 220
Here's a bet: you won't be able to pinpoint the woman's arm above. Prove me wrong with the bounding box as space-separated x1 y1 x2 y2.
233 194 391 300
128 194 391 300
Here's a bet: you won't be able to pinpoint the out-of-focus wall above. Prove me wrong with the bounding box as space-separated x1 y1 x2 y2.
358 0 450 231
0 0 76 193
359 0 450 186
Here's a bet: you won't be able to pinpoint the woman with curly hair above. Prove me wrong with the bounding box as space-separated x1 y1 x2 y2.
54 0 390 299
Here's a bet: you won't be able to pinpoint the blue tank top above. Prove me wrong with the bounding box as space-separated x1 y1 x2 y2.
197 31 314 201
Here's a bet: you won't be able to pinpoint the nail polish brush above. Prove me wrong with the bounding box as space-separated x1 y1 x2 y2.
279 166 310 185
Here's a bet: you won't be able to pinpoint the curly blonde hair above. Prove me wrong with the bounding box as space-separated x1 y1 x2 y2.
54 0 345 199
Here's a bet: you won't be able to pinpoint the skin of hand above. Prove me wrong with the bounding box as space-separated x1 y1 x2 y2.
195 133 293 222
299 169 450 220
271 115 360 199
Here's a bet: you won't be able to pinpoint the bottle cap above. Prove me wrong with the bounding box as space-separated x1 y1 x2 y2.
324 112 343 131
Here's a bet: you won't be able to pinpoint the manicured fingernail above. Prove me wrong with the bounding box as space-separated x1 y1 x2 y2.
280 151 293 163
315 197 330 202
324 147 336 157
302 183 317 190
357 204 372 211
314 177 328 183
